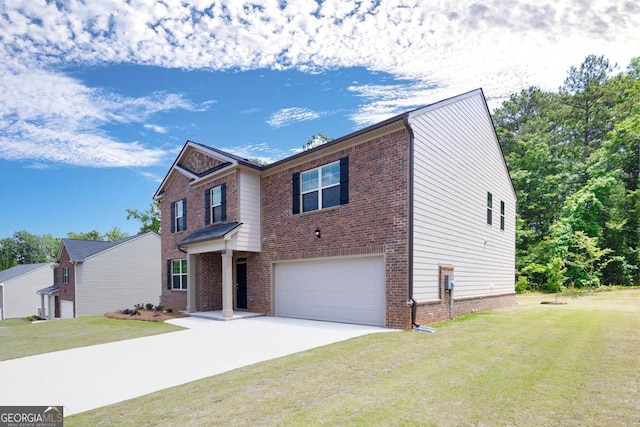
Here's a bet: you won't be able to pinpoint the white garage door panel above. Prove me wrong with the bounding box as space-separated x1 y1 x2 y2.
275 256 385 326
61 300 74 319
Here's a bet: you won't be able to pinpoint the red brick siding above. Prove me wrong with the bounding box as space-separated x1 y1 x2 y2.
195 253 222 311
258 129 412 328
57 245 75 316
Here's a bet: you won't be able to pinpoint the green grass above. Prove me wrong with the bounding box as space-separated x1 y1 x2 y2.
0 315 184 361
67 289 640 426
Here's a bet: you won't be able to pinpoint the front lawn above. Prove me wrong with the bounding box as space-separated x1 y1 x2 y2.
68 289 639 426
0 315 184 361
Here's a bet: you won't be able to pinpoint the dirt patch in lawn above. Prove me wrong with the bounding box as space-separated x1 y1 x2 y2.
105 309 189 322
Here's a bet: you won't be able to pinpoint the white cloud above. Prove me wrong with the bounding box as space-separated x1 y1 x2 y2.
0 65 195 167
267 107 321 128
0 0 638 157
222 142 297 164
143 124 169 134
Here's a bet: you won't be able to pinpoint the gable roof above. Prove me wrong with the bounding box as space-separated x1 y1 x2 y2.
0 263 52 283
154 140 263 199
60 235 139 262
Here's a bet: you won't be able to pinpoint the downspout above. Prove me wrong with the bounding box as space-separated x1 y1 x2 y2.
403 114 419 329
404 115 437 333
0 284 4 320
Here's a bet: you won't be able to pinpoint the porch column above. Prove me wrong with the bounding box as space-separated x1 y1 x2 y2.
48 294 56 320
39 294 46 319
186 253 197 313
221 250 234 318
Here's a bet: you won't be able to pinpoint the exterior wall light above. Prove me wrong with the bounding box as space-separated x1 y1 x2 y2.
315 228 321 238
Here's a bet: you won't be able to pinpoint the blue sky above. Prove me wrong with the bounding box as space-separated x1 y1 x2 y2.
0 0 638 239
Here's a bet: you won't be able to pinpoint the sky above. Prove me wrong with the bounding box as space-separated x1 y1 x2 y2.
0 0 638 239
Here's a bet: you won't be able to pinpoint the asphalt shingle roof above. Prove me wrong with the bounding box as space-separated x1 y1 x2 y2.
177 222 241 247
0 263 52 283
62 235 138 262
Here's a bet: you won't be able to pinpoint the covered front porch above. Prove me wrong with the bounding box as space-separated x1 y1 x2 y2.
36 284 59 320
177 221 259 319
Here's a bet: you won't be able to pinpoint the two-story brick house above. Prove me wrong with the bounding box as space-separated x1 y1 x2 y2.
155 89 516 329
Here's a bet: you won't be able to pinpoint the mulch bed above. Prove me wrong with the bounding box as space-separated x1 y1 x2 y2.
105 309 189 322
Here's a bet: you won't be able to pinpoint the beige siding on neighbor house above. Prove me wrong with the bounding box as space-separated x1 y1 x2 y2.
411 90 516 301
75 233 161 316
236 169 261 252
0 264 53 319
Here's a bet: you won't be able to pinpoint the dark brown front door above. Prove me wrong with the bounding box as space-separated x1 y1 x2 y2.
236 262 248 310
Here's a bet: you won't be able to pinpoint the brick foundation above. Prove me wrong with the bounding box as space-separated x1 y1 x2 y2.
414 293 516 325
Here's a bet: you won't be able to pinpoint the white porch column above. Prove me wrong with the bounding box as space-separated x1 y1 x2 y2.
221 249 234 318
186 253 197 313
47 295 54 320
40 294 46 319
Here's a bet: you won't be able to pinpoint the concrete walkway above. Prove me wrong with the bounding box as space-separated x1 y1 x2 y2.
0 316 391 415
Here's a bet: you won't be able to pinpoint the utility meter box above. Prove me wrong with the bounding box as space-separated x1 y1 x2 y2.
444 275 454 291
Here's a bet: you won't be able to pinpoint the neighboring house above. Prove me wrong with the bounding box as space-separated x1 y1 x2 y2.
39 232 161 319
154 89 516 329
0 263 54 320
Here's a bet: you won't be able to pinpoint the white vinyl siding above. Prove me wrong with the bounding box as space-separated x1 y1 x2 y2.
0 264 53 319
410 91 516 300
236 170 261 252
74 233 161 316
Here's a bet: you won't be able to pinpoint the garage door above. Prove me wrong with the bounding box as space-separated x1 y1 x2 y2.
60 300 74 319
274 256 386 326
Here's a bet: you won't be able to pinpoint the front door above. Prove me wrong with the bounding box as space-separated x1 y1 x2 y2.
235 262 248 310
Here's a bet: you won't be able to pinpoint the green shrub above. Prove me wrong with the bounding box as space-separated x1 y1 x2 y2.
145 303 154 310
515 276 529 293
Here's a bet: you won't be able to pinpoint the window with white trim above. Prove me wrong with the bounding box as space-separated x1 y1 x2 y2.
174 199 186 232
63 266 69 284
487 192 493 225
292 157 349 214
500 200 505 230
171 259 188 290
301 161 341 212
204 183 226 224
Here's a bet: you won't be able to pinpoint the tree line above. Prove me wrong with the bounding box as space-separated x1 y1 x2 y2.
493 55 639 291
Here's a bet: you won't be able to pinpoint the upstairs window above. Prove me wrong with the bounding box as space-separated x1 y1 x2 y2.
171 199 187 233
63 267 69 284
292 157 349 214
487 192 493 225
205 183 226 224
500 200 505 230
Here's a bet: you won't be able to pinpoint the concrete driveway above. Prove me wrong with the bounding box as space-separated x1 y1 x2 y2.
0 316 390 415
